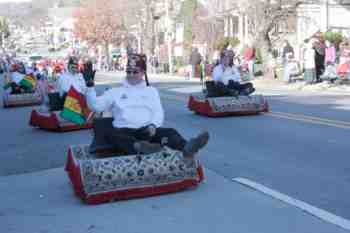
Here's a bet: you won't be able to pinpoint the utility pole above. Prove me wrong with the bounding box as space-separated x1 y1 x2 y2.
326 0 329 31
165 0 173 73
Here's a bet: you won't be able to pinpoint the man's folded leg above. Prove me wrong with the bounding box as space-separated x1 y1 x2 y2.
106 127 164 155
152 128 209 159
105 128 139 154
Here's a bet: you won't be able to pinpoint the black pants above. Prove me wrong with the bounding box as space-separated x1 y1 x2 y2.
206 80 254 97
225 80 254 95
315 52 325 82
105 127 187 154
10 83 21 94
10 83 32 94
48 92 67 111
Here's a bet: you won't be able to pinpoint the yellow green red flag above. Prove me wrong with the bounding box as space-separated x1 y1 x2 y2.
59 87 92 125
19 75 37 90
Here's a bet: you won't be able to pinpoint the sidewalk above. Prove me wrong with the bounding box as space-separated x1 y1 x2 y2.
251 78 350 96
0 167 348 233
98 71 350 95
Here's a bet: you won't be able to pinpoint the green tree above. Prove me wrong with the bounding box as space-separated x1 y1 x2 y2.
323 31 343 48
0 17 10 48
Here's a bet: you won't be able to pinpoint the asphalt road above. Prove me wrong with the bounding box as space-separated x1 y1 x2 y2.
1 72 350 222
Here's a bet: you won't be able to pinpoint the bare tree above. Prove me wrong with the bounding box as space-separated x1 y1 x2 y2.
239 0 306 75
73 0 126 68
192 2 224 58
0 17 10 48
139 0 157 55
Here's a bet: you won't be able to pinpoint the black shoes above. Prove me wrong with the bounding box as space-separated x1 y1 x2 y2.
241 87 255 96
133 131 210 157
182 131 210 159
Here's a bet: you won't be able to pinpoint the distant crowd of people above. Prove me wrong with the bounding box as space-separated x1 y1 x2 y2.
282 35 350 84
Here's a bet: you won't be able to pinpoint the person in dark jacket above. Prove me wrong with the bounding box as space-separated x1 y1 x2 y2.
282 40 294 64
189 48 202 79
313 39 326 83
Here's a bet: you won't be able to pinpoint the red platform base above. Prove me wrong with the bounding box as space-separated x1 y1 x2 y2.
29 109 93 132
65 146 204 204
188 95 269 117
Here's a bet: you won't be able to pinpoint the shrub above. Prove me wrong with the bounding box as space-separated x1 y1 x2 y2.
322 31 344 47
214 37 240 51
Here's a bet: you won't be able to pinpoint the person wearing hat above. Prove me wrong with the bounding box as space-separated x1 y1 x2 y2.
45 56 87 111
210 49 255 97
57 56 87 97
85 53 209 158
7 62 31 94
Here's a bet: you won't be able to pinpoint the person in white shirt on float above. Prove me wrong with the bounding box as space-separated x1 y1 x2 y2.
57 56 87 98
8 62 30 94
85 53 209 157
210 49 255 97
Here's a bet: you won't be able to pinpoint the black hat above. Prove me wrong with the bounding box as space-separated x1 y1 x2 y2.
127 53 147 72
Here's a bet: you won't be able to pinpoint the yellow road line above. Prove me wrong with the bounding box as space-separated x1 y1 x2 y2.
161 93 350 129
270 111 350 127
266 112 350 129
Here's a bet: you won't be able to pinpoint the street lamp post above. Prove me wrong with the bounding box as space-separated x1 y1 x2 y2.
326 0 329 31
153 15 160 68
165 0 173 74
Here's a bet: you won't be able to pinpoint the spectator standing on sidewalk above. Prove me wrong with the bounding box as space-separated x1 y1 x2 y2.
267 49 277 79
303 40 316 84
325 40 336 65
282 40 294 62
150 54 159 74
189 48 202 79
243 42 256 79
313 38 326 82
320 40 337 82
336 41 350 79
282 40 294 82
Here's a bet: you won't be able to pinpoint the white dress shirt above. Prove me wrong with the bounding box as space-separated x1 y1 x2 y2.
212 64 241 85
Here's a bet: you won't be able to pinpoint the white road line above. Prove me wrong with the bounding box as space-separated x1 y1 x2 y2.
233 177 350 231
